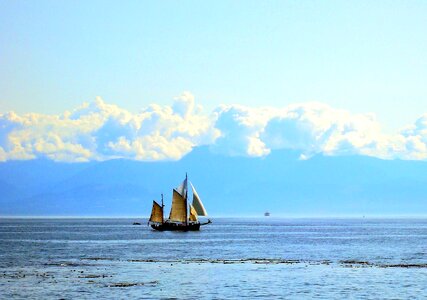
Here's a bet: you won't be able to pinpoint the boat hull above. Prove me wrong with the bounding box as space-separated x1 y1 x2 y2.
151 222 201 231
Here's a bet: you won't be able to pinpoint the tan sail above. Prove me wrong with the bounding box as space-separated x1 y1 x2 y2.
169 189 187 222
190 182 208 216
189 204 198 222
149 201 163 223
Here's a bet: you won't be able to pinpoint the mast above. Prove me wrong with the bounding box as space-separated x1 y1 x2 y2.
185 172 188 226
161 193 164 224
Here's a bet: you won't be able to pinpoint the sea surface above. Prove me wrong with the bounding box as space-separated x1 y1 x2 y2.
0 218 426 299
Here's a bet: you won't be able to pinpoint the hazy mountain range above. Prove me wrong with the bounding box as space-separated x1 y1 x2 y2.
1 146 426 217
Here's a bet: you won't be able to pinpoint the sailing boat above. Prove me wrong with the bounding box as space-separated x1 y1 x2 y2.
148 174 211 231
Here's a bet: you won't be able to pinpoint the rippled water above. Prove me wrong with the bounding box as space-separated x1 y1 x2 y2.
1 218 426 299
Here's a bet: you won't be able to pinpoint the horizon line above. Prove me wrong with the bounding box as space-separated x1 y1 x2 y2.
1 214 426 219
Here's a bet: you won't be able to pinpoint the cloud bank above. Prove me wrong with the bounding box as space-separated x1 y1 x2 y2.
1 92 426 162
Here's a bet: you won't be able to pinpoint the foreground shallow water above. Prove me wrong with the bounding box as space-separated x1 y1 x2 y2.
1 218 426 299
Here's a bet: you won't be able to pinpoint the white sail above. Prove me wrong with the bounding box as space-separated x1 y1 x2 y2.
176 176 188 198
190 182 208 216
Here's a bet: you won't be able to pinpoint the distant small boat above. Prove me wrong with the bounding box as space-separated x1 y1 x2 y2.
148 174 211 231
132 222 141 225
264 212 270 217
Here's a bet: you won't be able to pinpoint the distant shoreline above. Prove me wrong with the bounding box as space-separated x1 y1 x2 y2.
1 215 426 219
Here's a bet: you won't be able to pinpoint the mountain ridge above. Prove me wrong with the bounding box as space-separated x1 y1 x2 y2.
1 147 426 216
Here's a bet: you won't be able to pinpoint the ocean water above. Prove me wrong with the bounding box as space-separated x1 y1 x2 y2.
0 218 426 299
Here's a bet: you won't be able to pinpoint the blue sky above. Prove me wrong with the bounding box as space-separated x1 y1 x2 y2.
1 1 427 163
1 1 427 132
1 1 427 217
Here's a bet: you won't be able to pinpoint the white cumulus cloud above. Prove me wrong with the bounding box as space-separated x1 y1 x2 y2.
210 101 427 161
261 102 391 158
398 114 427 160
0 93 426 162
0 92 218 162
209 105 273 157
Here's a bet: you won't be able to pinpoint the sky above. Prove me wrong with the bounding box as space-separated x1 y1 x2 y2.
1 1 427 162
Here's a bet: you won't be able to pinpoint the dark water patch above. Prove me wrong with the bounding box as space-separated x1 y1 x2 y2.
44 261 95 267
338 260 427 268
125 258 427 268
0 270 55 279
127 259 160 263
340 260 371 265
78 274 111 279
339 260 373 268
379 263 427 268
125 258 334 265
81 257 115 261
30 256 427 269
126 258 305 264
108 280 158 288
